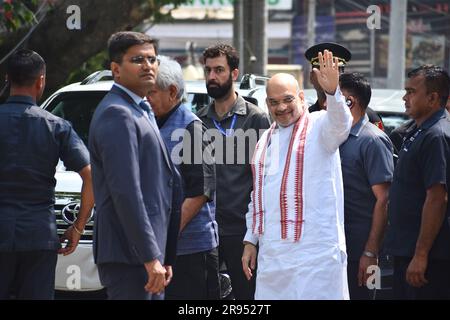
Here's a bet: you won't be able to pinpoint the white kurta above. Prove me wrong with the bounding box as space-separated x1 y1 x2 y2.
245 89 352 300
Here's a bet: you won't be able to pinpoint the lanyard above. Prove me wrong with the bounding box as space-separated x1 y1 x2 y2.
401 110 444 153
401 128 423 152
213 114 237 136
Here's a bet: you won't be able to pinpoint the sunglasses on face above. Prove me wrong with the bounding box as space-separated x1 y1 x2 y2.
129 55 160 65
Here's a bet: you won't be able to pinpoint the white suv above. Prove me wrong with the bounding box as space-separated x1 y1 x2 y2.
40 70 268 294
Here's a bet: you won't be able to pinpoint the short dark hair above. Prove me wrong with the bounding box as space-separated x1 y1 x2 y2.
108 31 158 64
7 49 46 87
202 44 239 71
408 65 450 106
339 72 372 109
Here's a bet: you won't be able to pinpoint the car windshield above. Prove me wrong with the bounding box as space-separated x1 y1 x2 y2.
45 91 106 146
378 113 409 135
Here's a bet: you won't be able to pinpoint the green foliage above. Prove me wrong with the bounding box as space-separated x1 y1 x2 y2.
0 0 192 87
0 0 38 32
64 0 191 84
65 50 109 85
0 0 190 32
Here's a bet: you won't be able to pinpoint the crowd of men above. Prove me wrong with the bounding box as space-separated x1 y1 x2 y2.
1 31 450 300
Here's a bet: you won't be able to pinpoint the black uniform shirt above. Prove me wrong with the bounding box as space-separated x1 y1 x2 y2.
386 108 450 259
340 114 394 261
0 96 89 251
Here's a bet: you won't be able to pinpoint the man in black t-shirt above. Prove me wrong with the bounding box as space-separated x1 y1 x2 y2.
385 65 450 300
0 50 94 299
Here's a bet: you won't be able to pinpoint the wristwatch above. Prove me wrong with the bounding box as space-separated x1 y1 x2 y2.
362 250 377 258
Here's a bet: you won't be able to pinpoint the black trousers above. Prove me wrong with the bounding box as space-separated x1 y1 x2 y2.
165 247 220 300
393 256 450 300
0 250 57 300
347 260 376 300
219 235 256 300
98 263 164 300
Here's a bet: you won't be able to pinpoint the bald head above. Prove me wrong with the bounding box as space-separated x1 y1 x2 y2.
266 73 305 127
266 73 300 96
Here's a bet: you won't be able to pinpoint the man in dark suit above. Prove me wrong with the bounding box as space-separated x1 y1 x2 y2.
89 31 181 300
148 56 219 300
0 49 94 299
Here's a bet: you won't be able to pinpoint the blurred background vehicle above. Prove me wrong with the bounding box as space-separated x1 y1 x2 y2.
303 88 409 135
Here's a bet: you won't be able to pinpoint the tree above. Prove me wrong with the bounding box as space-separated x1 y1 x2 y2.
0 0 187 99
0 0 38 32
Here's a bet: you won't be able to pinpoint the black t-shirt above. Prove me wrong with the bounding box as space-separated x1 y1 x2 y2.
386 109 450 259
0 96 89 251
340 115 394 261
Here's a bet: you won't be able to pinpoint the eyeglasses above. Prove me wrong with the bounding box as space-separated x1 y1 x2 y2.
129 55 159 66
267 95 296 107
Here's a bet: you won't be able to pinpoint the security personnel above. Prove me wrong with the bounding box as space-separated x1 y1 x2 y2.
0 50 94 299
385 65 450 299
338 72 394 299
305 42 384 130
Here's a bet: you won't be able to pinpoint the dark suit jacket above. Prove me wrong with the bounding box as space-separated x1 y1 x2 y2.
88 85 181 267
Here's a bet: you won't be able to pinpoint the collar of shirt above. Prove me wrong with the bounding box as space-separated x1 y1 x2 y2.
113 82 145 107
198 92 247 121
402 108 446 143
156 101 182 128
5 95 36 106
349 113 369 137
419 108 446 130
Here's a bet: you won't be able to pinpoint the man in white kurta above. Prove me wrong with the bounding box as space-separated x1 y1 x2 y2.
242 50 353 300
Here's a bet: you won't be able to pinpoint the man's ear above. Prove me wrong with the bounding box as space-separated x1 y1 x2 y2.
298 90 305 102
346 98 353 107
110 61 120 79
231 68 239 81
36 74 45 91
169 84 178 100
429 92 440 106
